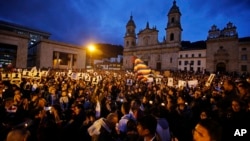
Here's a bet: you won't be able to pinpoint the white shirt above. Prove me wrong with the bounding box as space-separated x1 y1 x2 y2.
118 114 132 132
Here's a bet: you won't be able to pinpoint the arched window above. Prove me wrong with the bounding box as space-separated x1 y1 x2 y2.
126 41 129 46
171 17 175 23
170 33 174 41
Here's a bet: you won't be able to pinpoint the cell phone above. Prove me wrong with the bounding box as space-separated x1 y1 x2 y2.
149 100 153 104
44 106 51 111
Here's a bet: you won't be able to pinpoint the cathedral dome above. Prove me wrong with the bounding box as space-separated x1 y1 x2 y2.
126 15 136 27
168 0 181 15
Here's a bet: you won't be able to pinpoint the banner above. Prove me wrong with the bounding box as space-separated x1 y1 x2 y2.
188 80 198 88
167 77 174 87
126 79 133 86
1 73 11 81
11 73 22 81
92 77 98 84
155 78 162 84
178 80 187 88
22 71 32 78
205 74 215 87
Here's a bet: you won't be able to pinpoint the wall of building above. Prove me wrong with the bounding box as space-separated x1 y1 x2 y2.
0 30 28 68
178 49 206 72
38 39 86 69
238 42 250 73
206 38 238 72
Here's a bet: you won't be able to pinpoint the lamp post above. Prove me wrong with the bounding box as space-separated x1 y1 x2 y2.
88 44 95 68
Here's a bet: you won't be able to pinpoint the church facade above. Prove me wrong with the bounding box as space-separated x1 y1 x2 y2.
123 0 182 71
123 0 250 73
206 23 250 73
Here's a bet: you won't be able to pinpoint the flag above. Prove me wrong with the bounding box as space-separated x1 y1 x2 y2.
133 58 152 82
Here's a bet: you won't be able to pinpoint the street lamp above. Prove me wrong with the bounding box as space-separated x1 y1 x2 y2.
88 44 95 68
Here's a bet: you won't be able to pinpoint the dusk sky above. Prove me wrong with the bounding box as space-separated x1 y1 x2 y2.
0 0 249 46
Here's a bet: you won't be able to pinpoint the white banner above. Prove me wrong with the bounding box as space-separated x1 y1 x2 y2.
205 74 215 87
167 77 174 87
188 80 198 88
178 80 187 88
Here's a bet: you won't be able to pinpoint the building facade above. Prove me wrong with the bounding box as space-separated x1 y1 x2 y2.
123 0 182 71
0 20 86 70
29 39 86 69
0 29 29 68
123 0 250 73
206 23 250 73
178 49 206 72
94 55 123 70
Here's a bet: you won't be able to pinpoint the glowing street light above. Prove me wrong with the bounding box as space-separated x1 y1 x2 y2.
88 44 95 68
88 44 95 52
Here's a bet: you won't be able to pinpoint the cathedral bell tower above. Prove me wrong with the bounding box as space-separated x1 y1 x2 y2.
124 15 136 48
166 0 182 44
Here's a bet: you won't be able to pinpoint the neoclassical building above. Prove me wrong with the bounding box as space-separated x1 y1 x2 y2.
0 20 86 69
206 23 250 73
123 0 250 73
123 0 182 71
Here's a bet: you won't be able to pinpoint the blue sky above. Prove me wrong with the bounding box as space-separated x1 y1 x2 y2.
0 0 249 46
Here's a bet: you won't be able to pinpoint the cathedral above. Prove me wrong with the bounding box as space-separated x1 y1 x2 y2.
123 0 250 73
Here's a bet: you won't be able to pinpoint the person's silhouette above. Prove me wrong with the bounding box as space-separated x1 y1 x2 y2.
4 73 9 78
13 73 19 79
34 72 40 77
23 72 29 77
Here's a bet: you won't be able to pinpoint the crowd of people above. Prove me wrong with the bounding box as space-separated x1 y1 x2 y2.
0 69 250 141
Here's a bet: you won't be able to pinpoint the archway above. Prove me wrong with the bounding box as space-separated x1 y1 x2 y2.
216 62 226 72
